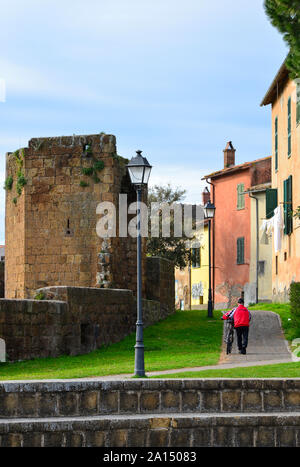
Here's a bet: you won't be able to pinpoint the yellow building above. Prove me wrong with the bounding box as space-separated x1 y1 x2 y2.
246 184 273 303
190 222 209 309
174 221 209 310
261 61 300 301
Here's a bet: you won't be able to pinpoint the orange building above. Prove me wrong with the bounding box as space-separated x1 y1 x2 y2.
261 61 300 301
204 142 271 309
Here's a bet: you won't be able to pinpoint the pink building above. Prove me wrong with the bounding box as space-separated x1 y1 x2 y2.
204 142 271 308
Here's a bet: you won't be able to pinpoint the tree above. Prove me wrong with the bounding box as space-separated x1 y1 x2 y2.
264 0 300 77
147 183 192 269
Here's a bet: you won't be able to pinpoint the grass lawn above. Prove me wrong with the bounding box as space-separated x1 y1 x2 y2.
248 302 298 342
0 310 223 380
151 362 300 379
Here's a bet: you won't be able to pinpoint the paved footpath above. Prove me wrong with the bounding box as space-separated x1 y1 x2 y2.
84 310 293 381
219 310 292 364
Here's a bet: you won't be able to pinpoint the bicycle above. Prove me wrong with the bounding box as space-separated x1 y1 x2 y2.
224 318 234 354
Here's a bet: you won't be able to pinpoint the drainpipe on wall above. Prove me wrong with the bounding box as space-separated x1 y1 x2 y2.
248 192 259 304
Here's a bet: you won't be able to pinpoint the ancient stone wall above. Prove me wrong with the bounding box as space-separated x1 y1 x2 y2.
5 133 145 299
146 256 175 315
1 378 299 418
0 283 175 362
0 379 300 446
0 299 68 361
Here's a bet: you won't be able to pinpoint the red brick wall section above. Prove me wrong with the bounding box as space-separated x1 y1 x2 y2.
250 157 271 187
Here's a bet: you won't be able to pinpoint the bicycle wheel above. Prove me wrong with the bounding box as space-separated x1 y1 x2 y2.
226 329 233 354
226 340 232 354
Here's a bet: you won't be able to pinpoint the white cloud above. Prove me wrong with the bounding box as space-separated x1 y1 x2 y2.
0 59 109 103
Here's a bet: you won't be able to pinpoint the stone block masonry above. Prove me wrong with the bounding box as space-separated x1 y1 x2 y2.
0 379 299 418
0 279 175 361
1 413 300 447
146 257 175 316
5 133 146 299
0 379 300 446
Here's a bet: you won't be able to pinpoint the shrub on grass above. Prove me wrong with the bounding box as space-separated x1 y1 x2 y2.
290 282 300 331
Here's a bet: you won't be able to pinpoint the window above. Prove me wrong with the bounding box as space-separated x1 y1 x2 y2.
266 188 278 219
283 175 293 235
275 116 278 171
258 261 265 275
237 183 245 210
288 97 291 157
191 248 200 268
237 237 245 265
297 82 300 126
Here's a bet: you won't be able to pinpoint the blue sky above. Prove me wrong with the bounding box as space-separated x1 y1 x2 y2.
0 0 287 243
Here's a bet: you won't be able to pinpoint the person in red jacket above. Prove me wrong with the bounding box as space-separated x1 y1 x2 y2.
222 298 251 354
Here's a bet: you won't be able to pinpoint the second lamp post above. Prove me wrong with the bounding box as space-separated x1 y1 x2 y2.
204 200 216 318
127 150 152 377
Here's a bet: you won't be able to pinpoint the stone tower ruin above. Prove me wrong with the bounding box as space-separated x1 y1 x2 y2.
5 133 145 298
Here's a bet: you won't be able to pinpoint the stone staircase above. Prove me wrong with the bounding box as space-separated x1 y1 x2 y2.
0 379 300 447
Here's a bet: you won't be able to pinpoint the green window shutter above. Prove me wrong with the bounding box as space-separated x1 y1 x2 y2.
237 183 245 209
237 237 245 265
275 117 278 171
284 179 288 235
287 175 293 234
284 176 293 235
288 97 291 157
266 188 278 219
297 83 300 126
237 185 240 209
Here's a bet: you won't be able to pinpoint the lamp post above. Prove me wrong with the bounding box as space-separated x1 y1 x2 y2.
127 150 152 377
204 201 216 318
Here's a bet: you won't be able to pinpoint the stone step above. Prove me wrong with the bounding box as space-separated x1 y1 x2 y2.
0 412 300 447
1 378 300 418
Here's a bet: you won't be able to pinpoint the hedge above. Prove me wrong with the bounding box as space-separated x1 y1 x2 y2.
290 282 300 331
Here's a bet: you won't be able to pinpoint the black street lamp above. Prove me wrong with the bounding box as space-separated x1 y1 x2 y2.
204 201 216 318
127 150 152 377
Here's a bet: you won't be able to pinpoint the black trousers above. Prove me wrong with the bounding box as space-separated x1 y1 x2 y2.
235 326 249 350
